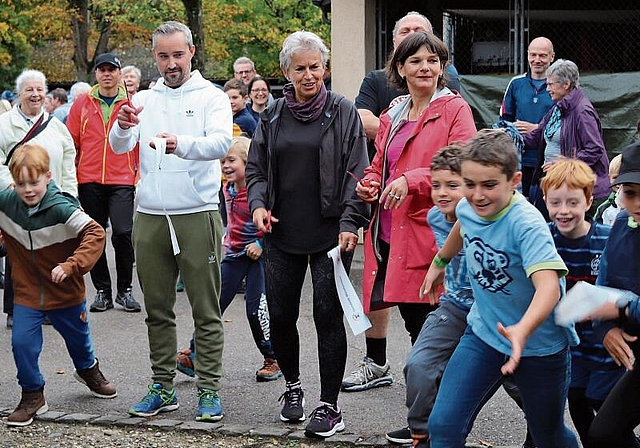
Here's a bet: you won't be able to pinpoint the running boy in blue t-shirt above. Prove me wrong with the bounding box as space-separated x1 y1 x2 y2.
423 129 579 448
540 159 628 446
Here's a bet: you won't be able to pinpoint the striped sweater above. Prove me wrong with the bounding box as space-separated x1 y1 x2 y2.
0 181 105 310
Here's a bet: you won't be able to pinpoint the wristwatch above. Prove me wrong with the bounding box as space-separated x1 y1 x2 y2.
619 303 630 322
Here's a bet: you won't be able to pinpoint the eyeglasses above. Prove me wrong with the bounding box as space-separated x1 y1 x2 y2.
251 88 268 93
235 70 255 76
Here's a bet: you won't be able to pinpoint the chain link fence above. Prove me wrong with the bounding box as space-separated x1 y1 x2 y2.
443 1 640 75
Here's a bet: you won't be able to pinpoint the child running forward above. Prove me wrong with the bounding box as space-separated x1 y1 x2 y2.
4 144 115 427
177 137 281 382
541 159 631 446
583 142 640 447
423 129 579 448
398 143 473 448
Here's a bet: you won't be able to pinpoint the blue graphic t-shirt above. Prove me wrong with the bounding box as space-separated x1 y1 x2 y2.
427 206 473 310
458 192 578 356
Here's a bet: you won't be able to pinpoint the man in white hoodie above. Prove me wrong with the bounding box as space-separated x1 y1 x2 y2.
109 20 233 422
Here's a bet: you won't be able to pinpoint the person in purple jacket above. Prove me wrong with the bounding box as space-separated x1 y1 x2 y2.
524 59 610 219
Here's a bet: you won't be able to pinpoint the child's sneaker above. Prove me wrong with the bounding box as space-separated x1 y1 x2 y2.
304 403 345 438
196 388 224 422
7 387 48 427
73 358 117 398
176 348 195 377
256 357 282 382
279 386 305 422
128 383 179 417
341 356 393 391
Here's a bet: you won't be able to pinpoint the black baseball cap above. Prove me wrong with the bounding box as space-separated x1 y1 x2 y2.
94 53 122 70
613 141 640 186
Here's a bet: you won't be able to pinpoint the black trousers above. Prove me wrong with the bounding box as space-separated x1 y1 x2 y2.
78 183 135 294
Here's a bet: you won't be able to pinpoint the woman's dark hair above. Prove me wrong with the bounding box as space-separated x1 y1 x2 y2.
385 31 449 91
248 75 271 95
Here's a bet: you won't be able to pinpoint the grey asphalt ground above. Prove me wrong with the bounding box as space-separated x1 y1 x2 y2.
0 242 560 447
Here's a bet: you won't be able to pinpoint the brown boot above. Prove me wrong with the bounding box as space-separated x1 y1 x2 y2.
74 358 117 398
7 387 48 426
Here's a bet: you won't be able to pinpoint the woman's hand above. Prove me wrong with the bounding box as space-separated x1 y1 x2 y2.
356 180 381 203
253 207 278 233
380 176 408 210
339 231 359 252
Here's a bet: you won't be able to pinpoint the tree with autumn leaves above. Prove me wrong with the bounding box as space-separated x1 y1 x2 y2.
0 0 329 89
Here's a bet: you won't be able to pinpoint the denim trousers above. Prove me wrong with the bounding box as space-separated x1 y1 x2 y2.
404 300 469 436
429 328 578 448
12 302 95 391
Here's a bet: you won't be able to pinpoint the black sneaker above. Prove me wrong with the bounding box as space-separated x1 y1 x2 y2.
89 290 113 312
115 289 141 313
386 426 413 445
6 314 12 329
304 404 345 438
279 387 305 422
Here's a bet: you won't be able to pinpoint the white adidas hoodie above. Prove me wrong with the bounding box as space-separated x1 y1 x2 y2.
110 70 232 215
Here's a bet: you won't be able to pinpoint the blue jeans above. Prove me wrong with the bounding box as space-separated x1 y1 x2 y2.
12 302 95 391
404 301 469 436
429 328 578 448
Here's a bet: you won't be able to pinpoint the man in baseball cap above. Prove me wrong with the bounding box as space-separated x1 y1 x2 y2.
66 51 141 315
94 53 122 70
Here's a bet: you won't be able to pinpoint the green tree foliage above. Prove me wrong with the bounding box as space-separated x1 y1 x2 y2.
202 0 330 79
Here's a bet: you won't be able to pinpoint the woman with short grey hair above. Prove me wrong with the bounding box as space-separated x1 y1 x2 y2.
247 30 369 438
121 65 142 96
524 59 609 216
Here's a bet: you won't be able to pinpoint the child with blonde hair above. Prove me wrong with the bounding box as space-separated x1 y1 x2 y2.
177 137 281 382
594 154 624 225
4 144 115 427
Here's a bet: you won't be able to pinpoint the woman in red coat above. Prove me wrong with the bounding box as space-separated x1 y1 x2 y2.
353 31 476 380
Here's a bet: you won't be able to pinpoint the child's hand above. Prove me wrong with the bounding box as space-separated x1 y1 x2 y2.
497 322 527 375
245 242 263 260
420 264 445 304
51 265 67 284
603 327 637 371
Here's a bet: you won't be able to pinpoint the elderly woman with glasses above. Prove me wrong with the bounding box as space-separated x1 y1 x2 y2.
524 59 609 215
246 30 369 439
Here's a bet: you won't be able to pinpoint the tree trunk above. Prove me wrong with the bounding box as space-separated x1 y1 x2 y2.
69 0 89 81
182 0 205 73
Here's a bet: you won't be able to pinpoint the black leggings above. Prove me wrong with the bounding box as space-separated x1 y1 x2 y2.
264 243 352 405
587 366 640 448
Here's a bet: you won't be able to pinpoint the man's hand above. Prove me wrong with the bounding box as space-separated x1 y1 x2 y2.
253 207 278 233
117 104 144 130
150 132 179 154
603 327 637 370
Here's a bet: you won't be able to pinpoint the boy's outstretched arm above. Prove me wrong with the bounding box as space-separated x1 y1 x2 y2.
57 216 106 279
420 221 463 303
498 268 561 375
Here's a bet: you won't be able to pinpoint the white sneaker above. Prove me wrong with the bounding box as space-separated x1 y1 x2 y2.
341 356 393 392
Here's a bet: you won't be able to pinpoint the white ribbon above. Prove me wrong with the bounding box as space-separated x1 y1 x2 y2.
327 246 371 335
151 136 180 255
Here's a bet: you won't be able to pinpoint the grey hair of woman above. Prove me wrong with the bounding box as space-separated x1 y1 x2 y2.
15 69 47 98
279 31 329 73
546 59 580 89
122 65 142 82
152 21 193 50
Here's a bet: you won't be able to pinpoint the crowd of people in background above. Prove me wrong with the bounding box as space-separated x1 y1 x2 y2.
0 10 639 448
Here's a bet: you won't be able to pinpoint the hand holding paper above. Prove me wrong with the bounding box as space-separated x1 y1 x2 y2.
555 281 637 327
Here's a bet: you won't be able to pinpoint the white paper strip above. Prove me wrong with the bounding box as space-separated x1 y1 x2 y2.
151 136 180 255
555 281 635 327
327 246 371 335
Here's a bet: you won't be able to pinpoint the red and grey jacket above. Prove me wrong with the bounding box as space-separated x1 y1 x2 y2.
67 84 139 185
